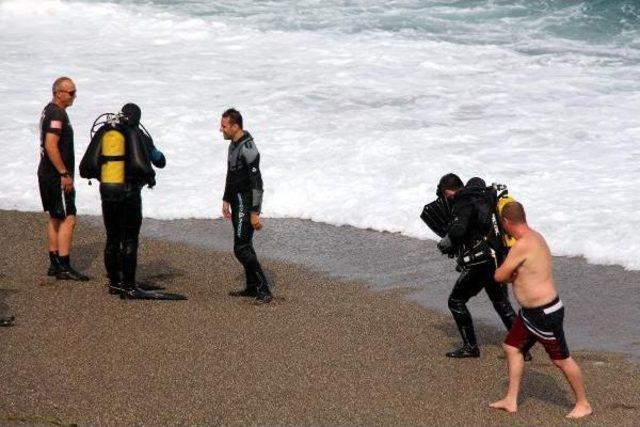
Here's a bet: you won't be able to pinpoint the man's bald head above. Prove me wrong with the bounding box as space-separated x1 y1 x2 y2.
52 77 73 94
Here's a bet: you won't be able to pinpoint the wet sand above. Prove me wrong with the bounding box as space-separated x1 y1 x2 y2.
137 216 640 362
1 209 639 426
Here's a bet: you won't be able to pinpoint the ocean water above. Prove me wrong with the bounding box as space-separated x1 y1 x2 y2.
1 0 639 270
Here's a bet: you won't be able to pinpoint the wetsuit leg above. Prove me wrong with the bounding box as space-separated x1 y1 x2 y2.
102 199 123 284
448 266 485 349
484 272 517 330
121 189 142 286
231 192 270 295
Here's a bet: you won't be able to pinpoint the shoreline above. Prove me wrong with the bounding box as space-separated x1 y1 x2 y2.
128 214 640 364
1 209 639 425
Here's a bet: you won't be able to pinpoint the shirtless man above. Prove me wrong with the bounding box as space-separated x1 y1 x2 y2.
489 201 592 419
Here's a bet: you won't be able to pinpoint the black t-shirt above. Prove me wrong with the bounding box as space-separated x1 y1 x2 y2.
38 102 74 178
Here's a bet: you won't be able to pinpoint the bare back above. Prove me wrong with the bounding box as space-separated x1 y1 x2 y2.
497 228 558 308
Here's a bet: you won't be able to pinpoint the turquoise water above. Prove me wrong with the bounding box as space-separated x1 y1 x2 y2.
103 0 640 49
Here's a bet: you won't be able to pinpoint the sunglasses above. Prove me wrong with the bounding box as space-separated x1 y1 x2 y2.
59 90 76 96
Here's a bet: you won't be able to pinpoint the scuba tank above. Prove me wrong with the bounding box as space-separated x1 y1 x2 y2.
79 112 156 193
100 128 126 195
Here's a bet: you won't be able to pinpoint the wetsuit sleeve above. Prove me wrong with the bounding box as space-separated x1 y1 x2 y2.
141 133 166 169
447 202 473 245
44 108 65 136
240 140 264 213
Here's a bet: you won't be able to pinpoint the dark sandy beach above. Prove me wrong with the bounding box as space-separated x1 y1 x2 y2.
1 210 639 426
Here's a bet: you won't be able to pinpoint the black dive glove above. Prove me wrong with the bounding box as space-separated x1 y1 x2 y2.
437 235 456 256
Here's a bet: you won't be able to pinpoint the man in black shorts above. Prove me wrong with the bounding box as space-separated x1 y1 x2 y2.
37 77 88 281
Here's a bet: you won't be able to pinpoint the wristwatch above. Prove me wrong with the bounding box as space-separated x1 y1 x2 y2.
60 171 70 178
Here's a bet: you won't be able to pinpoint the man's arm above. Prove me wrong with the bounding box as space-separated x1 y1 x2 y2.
437 201 473 254
44 133 73 193
240 140 264 230
494 240 526 283
240 141 263 213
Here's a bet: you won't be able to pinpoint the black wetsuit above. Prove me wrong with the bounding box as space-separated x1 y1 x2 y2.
38 102 76 218
223 131 270 296
445 178 516 351
101 127 164 287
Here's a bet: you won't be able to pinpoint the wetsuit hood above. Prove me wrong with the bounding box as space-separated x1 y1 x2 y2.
466 177 486 189
121 103 141 127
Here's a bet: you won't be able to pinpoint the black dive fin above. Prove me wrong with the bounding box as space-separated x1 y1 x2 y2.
109 284 187 301
420 197 452 238
121 288 188 300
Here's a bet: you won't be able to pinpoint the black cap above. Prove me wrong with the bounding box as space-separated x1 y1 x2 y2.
121 103 141 126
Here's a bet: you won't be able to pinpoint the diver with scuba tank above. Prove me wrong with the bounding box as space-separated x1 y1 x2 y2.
80 104 184 300
422 173 525 359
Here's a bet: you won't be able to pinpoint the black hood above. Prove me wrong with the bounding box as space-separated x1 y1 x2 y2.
466 177 486 189
121 103 141 127
454 177 487 204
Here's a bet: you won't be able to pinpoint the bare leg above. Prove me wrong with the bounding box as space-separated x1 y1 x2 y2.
490 343 523 413
46 218 61 252
57 215 76 257
552 357 592 418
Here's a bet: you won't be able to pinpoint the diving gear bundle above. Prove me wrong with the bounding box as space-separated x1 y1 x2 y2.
420 196 451 238
421 181 518 269
79 111 156 189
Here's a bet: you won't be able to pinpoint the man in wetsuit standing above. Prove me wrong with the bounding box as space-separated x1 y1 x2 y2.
38 77 89 281
436 173 519 358
220 108 272 304
490 201 591 418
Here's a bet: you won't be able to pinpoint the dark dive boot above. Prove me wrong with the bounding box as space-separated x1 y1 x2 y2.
255 284 272 304
254 270 272 304
47 252 61 276
56 266 90 281
56 256 90 282
446 326 480 358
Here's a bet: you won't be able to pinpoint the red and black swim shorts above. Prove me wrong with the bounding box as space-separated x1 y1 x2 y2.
505 296 570 360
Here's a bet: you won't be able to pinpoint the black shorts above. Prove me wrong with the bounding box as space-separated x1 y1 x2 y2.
38 174 77 219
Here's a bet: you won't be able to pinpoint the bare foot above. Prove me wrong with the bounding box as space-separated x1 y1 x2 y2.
566 402 593 418
489 398 517 413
